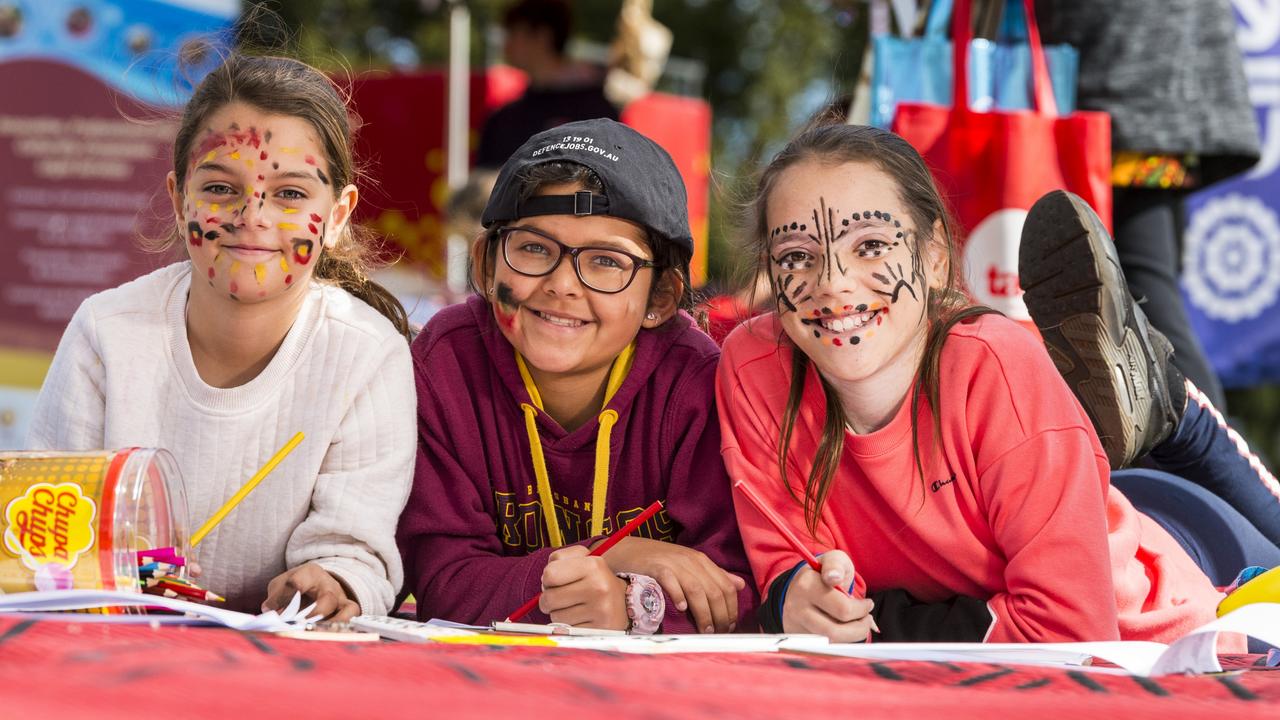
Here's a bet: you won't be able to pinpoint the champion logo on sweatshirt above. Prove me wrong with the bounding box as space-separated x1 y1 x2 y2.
930 473 957 493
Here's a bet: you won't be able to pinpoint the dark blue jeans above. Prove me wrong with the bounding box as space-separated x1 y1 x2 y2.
1145 382 1280 548
1113 469 1280 587
1115 466 1280 654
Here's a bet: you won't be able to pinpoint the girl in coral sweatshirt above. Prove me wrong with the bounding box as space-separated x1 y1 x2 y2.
717 123 1279 644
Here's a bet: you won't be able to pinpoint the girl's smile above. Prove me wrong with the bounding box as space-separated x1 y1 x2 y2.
799 305 887 341
525 305 593 331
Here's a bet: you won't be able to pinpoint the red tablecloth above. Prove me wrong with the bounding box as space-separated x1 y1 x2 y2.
1 616 1277 718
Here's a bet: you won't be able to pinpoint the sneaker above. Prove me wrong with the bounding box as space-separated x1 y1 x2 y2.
1018 190 1182 470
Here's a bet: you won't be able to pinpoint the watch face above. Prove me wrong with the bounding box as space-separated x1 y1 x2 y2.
640 587 660 615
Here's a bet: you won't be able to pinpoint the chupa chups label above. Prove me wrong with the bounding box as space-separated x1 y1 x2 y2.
4 482 98 588
0 453 114 592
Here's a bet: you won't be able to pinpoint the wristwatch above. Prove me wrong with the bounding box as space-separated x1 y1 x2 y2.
617 572 664 635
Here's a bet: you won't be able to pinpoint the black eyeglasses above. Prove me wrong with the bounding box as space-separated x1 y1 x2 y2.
498 225 657 294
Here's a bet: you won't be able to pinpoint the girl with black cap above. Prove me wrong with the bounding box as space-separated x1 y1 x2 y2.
397 119 756 634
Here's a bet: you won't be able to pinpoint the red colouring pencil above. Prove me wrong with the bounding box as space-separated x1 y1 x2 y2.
733 479 822 573
149 579 225 603
506 499 665 622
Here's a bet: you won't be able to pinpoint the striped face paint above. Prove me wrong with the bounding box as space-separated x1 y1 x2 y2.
179 101 343 306
766 159 936 386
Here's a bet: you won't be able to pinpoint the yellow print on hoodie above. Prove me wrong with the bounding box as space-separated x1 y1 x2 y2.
493 490 674 553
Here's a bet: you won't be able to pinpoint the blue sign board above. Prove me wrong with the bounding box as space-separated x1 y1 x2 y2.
1183 2 1280 387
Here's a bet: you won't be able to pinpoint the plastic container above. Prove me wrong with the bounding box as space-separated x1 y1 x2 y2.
0 449 189 594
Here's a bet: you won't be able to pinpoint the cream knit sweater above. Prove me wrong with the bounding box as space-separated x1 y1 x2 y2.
27 263 415 616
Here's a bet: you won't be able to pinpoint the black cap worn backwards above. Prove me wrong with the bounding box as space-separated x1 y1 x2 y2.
481 118 694 257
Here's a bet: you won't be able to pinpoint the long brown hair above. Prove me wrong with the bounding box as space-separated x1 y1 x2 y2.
163 53 411 341
749 124 997 531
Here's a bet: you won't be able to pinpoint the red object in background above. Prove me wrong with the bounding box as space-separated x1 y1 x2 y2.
346 67 712 285
891 0 1109 330
701 293 760 345
344 71 475 276
622 94 712 286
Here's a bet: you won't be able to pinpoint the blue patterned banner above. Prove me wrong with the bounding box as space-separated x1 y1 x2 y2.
1183 1 1280 387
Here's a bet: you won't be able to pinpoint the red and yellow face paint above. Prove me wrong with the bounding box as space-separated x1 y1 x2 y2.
178 102 338 305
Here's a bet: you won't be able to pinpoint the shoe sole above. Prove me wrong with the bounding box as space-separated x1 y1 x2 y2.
1018 190 1155 469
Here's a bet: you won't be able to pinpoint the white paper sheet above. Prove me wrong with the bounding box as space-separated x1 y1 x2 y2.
797 603 1280 676
550 633 831 654
0 589 320 632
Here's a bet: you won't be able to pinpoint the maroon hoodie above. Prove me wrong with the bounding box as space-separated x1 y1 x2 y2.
397 295 758 631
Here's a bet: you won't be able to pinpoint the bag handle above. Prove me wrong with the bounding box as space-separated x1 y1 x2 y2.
924 0 953 39
951 0 1057 116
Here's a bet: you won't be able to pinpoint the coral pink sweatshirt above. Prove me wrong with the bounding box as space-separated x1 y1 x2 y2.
717 312 1225 643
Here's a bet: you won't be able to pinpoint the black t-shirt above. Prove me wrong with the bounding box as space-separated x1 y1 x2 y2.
475 83 619 169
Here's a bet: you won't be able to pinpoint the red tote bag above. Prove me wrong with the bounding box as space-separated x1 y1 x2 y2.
891 0 1111 325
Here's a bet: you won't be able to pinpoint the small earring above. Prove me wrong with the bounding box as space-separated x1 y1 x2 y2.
646 312 657 321
487 287 495 296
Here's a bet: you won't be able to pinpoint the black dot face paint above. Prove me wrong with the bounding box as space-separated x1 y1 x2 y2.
187 221 203 247
316 168 330 186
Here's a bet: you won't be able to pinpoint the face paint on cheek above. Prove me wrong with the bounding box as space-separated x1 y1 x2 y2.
279 257 294 288
187 221 203 247
493 282 522 330
773 274 799 313
291 239 313 265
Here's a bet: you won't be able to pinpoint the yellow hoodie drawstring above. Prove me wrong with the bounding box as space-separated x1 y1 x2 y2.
516 342 635 547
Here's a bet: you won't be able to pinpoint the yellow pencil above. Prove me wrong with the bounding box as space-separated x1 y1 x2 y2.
189 432 305 547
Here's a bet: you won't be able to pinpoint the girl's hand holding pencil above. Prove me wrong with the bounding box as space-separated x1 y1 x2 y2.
540 546 631 631
782 550 878 643
732 479 877 641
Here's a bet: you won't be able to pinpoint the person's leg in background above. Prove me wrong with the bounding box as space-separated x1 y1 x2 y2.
1021 189 1280 545
1112 187 1227 409
1148 379 1280 547
1112 469 1280 586
1114 468 1280 655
